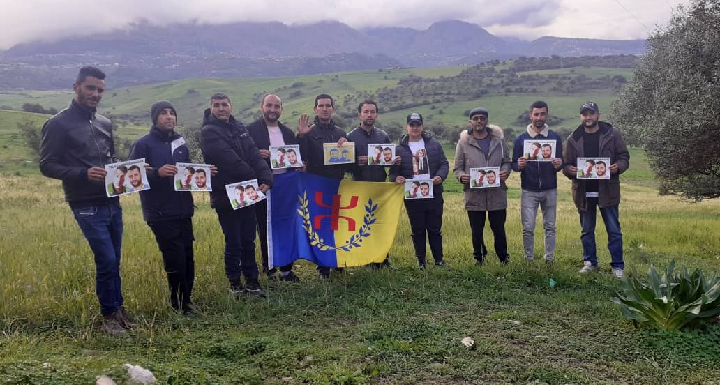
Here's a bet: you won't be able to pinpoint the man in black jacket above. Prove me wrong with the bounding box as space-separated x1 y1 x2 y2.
39 66 132 335
200 93 272 297
129 100 216 315
298 94 349 279
246 94 300 282
347 99 398 269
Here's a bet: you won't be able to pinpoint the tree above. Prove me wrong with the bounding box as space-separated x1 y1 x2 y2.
613 0 720 200
19 118 43 158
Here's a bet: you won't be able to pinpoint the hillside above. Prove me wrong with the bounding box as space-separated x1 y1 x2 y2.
0 20 645 90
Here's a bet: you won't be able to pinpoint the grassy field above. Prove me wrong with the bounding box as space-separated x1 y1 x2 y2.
1 145 719 384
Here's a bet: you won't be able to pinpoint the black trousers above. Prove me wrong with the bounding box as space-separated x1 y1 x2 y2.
404 195 444 265
254 199 292 273
467 209 509 262
148 218 195 307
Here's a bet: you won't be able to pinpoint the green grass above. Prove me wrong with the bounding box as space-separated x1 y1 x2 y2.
1 151 719 384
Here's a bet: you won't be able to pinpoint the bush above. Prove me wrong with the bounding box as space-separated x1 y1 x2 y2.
612 261 720 330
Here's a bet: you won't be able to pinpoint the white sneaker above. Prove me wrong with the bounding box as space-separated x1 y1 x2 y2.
613 268 624 279
579 261 596 273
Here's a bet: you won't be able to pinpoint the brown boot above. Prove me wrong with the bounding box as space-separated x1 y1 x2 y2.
102 312 127 335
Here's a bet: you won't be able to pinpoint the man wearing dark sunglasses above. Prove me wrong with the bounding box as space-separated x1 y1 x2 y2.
453 107 512 266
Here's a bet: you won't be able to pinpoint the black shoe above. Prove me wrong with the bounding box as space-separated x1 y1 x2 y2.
279 271 301 282
117 306 136 329
499 257 510 265
244 279 265 297
229 280 244 298
267 271 278 281
475 259 484 266
434 260 447 268
418 262 427 270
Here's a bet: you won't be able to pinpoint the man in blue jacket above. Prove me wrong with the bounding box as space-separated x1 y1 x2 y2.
40 66 132 335
512 101 564 264
129 101 215 315
201 93 272 297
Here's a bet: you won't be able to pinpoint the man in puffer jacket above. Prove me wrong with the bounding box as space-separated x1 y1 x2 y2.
201 93 272 297
453 107 512 265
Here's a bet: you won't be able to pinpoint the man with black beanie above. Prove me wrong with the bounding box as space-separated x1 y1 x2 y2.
129 100 215 315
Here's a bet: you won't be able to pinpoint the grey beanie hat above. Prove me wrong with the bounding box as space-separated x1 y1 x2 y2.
151 100 177 125
469 107 489 119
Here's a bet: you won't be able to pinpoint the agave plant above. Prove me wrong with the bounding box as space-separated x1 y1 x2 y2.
612 261 720 330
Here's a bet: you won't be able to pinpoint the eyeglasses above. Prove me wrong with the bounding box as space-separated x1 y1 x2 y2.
471 116 487 121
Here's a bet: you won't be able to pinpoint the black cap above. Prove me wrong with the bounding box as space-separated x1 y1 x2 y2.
407 113 423 124
469 107 489 119
580 101 599 114
151 100 177 125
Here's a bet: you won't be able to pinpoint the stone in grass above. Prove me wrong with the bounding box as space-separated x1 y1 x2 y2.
125 364 157 384
461 337 475 349
96 375 117 385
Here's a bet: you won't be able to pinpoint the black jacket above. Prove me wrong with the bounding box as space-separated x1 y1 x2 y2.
40 100 118 208
200 109 272 210
245 118 298 168
347 125 391 182
129 126 194 222
298 117 348 179
390 132 449 195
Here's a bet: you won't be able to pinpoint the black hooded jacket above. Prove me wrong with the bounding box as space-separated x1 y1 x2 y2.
200 109 272 210
298 117 348 179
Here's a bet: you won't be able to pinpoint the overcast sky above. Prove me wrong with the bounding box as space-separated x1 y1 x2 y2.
0 0 691 50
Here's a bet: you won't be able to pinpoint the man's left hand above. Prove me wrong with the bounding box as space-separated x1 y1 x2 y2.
552 158 563 168
259 183 270 193
394 156 402 165
337 137 347 146
210 165 218 176
610 164 619 174
432 176 443 185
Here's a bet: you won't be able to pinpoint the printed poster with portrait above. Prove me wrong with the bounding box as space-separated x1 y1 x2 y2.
469 167 501 189
367 144 396 166
576 157 611 180
523 140 556 161
105 158 150 197
408 141 430 179
269 145 303 169
225 179 266 210
174 162 212 191
404 179 434 200
323 142 355 165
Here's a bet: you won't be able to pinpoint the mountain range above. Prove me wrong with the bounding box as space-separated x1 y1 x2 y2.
0 20 645 90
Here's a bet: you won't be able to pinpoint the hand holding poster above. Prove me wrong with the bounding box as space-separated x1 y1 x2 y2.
470 167 501 188
269 145 303 169
404 179 433 199
576 157 611 179
323 142 355 165
226 179 266 210
367 144 396 166
523 140 556 161
175 162 212 191
105 158 150 197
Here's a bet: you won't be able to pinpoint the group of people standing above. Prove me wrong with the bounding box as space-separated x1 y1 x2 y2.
39 66 629 335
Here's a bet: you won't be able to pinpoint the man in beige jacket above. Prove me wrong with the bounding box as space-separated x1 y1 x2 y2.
454 107 512 265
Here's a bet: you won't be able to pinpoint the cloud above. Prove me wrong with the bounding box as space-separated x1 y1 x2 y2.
0 0 691 50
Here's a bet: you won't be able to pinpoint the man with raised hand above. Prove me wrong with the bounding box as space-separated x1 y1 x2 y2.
40 66 132 335
246 93 300 282
201 93 272 296
129 100 214 316
297 93 349 279
512 101 563 265
563 102 630 278
347 99 400 269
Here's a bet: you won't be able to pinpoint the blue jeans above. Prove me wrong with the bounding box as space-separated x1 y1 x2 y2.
71 201 124 316
579 198 624 269
216 207 259 282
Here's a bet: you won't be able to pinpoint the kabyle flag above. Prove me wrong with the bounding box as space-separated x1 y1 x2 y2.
268 172 403 268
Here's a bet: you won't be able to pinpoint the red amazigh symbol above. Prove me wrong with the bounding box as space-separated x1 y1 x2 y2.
313 191 359 231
